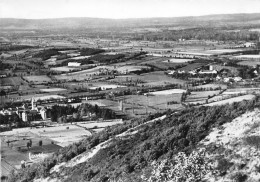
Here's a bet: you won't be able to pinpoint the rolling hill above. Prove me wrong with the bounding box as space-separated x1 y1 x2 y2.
1 13 260 30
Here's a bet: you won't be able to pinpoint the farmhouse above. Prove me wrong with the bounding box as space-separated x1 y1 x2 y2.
68 62 81 67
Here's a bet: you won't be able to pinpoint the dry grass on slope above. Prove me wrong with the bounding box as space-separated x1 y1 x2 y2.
201 109 260 182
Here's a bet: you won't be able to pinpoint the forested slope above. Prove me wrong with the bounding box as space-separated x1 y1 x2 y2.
8 97 260 182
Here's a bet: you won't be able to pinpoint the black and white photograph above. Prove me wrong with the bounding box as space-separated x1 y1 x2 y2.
1 0 260 181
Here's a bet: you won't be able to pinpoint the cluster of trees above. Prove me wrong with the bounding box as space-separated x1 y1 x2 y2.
91 54 125 63
9 97 260 182
80 48 105 56
0 45 34 52
0 113 23 128
0 61 12 70
33 49 60 60
49 103 116 122
171 72 217 80
238 67 258 79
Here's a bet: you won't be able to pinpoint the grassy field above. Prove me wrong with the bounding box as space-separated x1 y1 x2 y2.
238 60 260 67
20 94 65 101
148 89 186 95
163 58 194 63
185 90 221 104
111 71 187 86
0 77 26 86
205 94 255 106
76 120 124 129
0 131 57 176
54 66 110 81
23 75 52 84
50 66 81 72
139 57 187 70
178 63 205 72
123 94 183 112
40 88 67 92
30 125 92 147
206 49 242 54
223 88 260 95
194 83 227 90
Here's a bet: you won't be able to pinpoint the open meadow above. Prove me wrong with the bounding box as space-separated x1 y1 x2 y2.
111 71 186 86
29 125 92 147
0 77 26 86
0 130 60 176
205 94 255 106
162 58 194 63
185 90 221 104
23 75 52 84
238 60 260 67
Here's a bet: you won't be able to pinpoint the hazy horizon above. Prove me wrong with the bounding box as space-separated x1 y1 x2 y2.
1 12 260 20
1 0 260 19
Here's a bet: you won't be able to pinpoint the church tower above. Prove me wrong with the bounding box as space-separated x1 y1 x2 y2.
31 97 36 110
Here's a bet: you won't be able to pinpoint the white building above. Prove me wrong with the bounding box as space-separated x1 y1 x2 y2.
22 112 28 122
68 62 81 67
40 107 47 120
168 70 176 75
234 77 242 82
243 42 256 48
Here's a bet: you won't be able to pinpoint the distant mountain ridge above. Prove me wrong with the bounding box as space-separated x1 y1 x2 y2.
1 13 260 29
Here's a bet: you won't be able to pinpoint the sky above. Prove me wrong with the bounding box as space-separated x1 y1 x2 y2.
0 0 260 19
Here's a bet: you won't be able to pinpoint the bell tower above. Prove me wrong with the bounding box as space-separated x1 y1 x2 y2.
31 97 36 110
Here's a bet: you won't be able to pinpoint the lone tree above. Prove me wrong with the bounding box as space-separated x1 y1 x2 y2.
27 142 30 150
